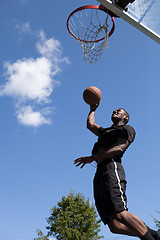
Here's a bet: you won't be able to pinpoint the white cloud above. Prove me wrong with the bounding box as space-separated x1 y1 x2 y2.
17 106 51 127
0 29 69 127
2 57 53 102
37 30 61 59
15 22 31 35
36 30 70 74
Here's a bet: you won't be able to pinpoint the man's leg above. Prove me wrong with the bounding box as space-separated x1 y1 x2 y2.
108 219 137 236
112 210 155 240
114 210 147 237
108 219 159 240
148 229 160 240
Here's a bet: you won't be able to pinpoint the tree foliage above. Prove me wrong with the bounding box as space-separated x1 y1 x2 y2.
33 229 50 240
145 211 160 230
45 192 103 240
152 211 160 229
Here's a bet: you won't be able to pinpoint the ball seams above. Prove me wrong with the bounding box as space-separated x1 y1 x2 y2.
89 88 101 101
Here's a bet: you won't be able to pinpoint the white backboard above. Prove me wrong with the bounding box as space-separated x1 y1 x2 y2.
96 0 160 44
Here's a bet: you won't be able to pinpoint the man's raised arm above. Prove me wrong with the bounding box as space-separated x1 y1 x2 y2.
87 105 100 136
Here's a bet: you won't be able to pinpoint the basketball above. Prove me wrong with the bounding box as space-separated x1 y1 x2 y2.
83 86 102 105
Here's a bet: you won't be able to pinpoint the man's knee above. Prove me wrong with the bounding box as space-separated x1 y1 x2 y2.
114 210 128 222
108 220 122 234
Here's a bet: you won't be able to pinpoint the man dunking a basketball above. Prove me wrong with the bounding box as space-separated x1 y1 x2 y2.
74 106 160 240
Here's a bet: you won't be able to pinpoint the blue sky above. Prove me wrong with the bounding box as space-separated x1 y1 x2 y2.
0 0 160 240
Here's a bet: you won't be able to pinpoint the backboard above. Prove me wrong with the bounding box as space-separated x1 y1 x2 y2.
95 0 160 44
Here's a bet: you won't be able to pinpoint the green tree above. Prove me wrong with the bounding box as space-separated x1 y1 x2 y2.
152 211 160 229
34 230 50 240
34 192 103 240
145 211 160 230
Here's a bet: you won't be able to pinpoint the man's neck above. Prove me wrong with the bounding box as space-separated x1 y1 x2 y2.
113 121 126 127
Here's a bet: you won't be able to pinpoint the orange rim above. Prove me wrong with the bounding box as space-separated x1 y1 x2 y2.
67 5 115 43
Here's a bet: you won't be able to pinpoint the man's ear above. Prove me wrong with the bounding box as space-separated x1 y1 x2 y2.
124 116 129 124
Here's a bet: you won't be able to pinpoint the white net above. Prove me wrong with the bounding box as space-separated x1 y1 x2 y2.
68 8 113 63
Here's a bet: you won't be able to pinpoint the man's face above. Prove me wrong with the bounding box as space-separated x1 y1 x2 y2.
111 109 127 124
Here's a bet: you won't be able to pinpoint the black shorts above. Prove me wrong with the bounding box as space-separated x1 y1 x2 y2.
93 159 128 225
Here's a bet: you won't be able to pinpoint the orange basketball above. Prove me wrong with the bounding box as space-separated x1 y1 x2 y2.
83 86 102 105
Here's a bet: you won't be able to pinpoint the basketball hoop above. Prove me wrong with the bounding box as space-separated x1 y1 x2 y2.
67 4 115 63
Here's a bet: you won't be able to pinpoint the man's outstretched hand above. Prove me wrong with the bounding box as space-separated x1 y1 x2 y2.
90 103 99 111
73 156 94 168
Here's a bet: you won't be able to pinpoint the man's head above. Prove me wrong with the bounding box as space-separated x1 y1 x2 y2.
111 108 129 126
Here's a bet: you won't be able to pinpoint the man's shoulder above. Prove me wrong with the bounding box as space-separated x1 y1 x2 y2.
123 124 135 133
122 124 136 143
